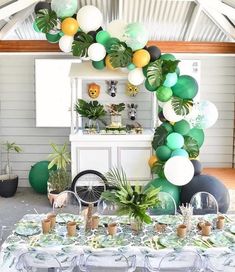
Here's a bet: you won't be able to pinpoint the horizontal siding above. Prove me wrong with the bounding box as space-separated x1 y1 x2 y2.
0 53 234 187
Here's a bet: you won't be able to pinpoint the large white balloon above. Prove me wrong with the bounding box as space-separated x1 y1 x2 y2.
77 5 103 33
107 20 126 41
59 35 74 53
164 156 194 186
88 43 106 61
163 100 184 122
128 68 145 86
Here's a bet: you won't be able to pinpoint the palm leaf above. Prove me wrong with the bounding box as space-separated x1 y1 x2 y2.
35 9 57 33
109 42 132 68
183 136 199 158
147 59 163 88
171 96 193 116
72 32 94 57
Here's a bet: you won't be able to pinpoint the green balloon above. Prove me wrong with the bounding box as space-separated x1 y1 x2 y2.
142 65 148 77
145 177 181 206
156 145 172 161
124 23 148 51
156 86 173 102
46 32 60 43
29 161 56 194
171 148 189 158
172 75 198 99
105 37 120 53
176 67 180 76
145 79 157 92
187 128 205 148
127 63 136 71
163 72 178 87
160 54 176 61
166 132 184 150
96 31 111 46
33 21 40 32
92 60 106 70
51 0 78 18
161 122 173 134
173 120 190 135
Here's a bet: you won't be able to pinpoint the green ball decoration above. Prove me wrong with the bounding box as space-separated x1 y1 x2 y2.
166 132 184 150
156 86 173 102
173 120 190 135
145 79 157 92
160 54 176 61
46 32 61 43
29 161 56 194
96 30 111 46
163 72 178 88
161 122 173 134
145 177 181 206
176 67 180 76
171 148 189 158
105 37 120 53
187 128 205 148
156 145 172 161
92 60 106 70
127 63 136 71
172 75 198 99
142 65 148 77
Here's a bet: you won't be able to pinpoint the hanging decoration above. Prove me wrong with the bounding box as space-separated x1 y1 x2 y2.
33 3 219 187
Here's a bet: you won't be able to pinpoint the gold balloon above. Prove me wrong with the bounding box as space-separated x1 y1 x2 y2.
148 155 157 168
61 18 79 36
105 55 116 70
132 49 150 68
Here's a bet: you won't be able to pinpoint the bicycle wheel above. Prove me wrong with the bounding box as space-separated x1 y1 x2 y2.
71 170 107 205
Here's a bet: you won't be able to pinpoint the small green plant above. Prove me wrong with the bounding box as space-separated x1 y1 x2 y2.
107 103 125 115
48 143 70 170
3 142 22 177
74 99 106 120
47 169 70 194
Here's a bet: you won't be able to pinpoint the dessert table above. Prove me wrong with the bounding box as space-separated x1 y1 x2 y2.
0 213 235 271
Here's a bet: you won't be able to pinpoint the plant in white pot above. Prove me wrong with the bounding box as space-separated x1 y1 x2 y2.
47 143 71 205
106 103 125 128
0 142 22 197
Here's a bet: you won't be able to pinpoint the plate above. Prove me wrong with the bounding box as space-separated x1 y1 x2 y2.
209 232 235 247
229 225 235 234
15 223 41 237
37 234 75 247
155 215 181 225
56 213 82 224
159 234 186 248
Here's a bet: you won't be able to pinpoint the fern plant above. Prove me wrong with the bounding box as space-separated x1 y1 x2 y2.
74 99 106 120
101 168 160 225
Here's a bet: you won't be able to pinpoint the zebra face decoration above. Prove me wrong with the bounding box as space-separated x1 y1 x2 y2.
106 80 118 97
127 103 138 121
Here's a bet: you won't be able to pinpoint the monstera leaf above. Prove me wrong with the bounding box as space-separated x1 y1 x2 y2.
171 96 193 116
72 32 94 57
147 59 163 88
162 60 180 75
35 9 57 33
152 126 168 150
151 160 165 176
183 136 199 158
109 42 133 68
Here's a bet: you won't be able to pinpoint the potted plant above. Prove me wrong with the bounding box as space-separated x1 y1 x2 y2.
0 142 22 197
106 103 125 128
47 143 71 205
101 168 160 232
74 99 106 132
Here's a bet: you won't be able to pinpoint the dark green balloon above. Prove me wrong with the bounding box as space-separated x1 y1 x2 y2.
176 67 180 76
46 32 60 43
142 65 148 77
173 120 190 135
156 145 172 161
96 30 111 46
145 177 181 206
160 54 176 61
145 79 157 92
29 161 56 194
161 122 173 134
92 60 106 70
187 128 205 148
172 75 198 99
156 86 173 102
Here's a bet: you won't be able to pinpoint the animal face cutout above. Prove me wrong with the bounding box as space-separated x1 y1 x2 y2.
127 103 138 121
88 83 100 99
126 83 139 97
106 80 118 97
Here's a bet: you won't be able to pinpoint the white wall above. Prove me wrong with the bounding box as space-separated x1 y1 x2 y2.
0 53 234 187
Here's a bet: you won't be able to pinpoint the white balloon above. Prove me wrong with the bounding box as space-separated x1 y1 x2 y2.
107 20 126 41
59 35 73 53
77 5 103 33
158 100 166 108
163 100 184 122
164 156 194 186
88 43 106 61
128 68 145 86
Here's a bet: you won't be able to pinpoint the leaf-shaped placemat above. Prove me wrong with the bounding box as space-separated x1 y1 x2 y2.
109 42 132 68
35 9 57 33
152 126 168 150
183 136 199 158
72 32 94 57
171 96 193 116
147 59 163 88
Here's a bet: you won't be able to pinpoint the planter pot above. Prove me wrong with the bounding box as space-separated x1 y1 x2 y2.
0 174 18 198
48 190 68 207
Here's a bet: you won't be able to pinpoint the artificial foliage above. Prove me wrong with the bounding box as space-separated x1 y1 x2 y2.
47 169 70 194
35 9 58 33
75 99 106 120
106 103 125 115
72 32 94 57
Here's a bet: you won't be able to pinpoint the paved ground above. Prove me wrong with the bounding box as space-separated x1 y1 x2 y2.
0 187 234 227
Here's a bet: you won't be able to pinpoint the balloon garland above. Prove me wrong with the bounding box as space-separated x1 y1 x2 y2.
34 1 219 187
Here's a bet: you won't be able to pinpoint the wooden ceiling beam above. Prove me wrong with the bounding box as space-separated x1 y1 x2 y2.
0 40 235 54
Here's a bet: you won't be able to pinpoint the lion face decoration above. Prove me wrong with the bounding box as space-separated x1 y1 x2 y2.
126 83 139 97
88 83 100 99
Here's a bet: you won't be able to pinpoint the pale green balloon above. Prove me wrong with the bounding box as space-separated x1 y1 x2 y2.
51 0 78 18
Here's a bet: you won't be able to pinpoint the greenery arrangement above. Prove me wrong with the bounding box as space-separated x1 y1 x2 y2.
101 168 160 227
47 169 70 194
3 142 22 177
106 103 125 115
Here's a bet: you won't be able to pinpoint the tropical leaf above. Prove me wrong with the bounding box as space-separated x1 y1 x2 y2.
152 126 168 150
109 42 133 68
147 59 163 88
162 60 180 75
48 143 70 170
72 32 94 57
74 99 106 120
183 136 199 158
35 9 57 33
151 160 165 176
171 96 193 116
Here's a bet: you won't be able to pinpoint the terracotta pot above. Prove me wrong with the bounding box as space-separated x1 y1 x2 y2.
47 191 68 207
